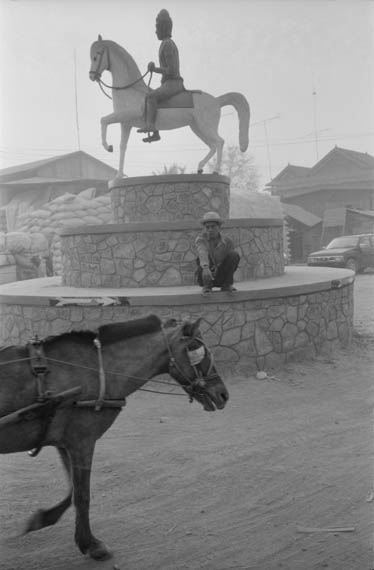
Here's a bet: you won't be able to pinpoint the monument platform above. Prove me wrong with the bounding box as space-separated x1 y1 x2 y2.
0 266 355 371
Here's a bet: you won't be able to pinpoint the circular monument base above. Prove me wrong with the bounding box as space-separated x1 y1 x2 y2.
0 267 354 372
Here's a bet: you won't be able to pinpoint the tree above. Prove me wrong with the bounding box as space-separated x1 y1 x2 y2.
152 163 186 175
208 145 260 194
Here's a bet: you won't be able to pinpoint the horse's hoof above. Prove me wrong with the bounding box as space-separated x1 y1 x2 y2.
89 541 113 561
107 145 113 153
197 169 203 174
24 509 44 533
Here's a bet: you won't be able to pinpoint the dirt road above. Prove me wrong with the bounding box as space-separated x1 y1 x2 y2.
1 275 373 570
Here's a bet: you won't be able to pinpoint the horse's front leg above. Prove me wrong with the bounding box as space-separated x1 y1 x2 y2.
118 123 132 178
100 112 121 153
68 439 112 561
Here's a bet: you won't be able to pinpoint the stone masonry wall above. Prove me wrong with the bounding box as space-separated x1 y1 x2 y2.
0 283 353 372
110 174 230 223
61 221 284 288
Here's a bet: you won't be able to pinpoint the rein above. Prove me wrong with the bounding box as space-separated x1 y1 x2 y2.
97 71 152 101
92 44 152 100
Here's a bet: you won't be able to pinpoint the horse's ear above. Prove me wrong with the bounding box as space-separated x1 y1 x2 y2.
182 318 202 338
98 34 102 41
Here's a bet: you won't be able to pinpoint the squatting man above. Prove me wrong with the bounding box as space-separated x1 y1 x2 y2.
195 212 240 294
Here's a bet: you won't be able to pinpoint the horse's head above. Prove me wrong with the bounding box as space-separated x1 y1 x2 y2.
89 35 109 82
163 318 229 412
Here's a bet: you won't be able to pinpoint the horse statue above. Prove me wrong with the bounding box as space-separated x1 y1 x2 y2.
89 36 250 178
0 314 228 561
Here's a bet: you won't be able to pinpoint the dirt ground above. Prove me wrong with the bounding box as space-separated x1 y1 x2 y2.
1 274 373 570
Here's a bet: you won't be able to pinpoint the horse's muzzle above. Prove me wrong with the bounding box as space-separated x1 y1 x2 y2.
89 71 99 82
203 383 229 412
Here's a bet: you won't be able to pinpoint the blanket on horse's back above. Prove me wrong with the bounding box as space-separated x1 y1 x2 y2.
157 90 202 109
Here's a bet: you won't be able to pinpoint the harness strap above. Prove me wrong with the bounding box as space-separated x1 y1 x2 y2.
93 338 106 411
28 336 50 401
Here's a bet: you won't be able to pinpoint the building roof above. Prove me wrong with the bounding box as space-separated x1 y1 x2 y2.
282 203 322 227
346 208 374 218
0 150 116 182
269 164 311 185
267 146 374 194
0 176 111 186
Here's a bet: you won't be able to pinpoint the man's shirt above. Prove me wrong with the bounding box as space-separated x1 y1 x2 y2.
195 231 234 268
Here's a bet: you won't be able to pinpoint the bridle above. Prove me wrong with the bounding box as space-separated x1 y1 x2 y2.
90 44 151 100
161 327 220 403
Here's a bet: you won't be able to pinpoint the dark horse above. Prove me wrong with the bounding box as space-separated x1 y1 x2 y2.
0 314 229 560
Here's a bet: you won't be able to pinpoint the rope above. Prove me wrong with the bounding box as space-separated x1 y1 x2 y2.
0 354 187 397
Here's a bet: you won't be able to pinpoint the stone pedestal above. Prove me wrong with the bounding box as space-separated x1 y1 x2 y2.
110 174 230 222
61 219 284 288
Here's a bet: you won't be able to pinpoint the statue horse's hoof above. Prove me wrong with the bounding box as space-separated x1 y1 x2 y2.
197 169 203 174
107 145 113 153
89 541 113 561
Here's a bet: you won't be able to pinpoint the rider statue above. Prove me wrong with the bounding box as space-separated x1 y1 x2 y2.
137 9 185 143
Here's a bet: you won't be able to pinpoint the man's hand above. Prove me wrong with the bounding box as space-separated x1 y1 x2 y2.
148 61 156 72
202 265 213 281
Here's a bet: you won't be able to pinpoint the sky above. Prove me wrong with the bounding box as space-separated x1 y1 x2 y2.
0 0 373 187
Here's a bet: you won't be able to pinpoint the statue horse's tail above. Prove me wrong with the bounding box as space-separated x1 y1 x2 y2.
217 92 250 152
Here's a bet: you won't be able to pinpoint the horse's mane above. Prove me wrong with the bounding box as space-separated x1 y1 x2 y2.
98 314 162 345
0 315 171 353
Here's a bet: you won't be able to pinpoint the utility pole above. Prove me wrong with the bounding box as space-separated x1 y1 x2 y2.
252 115 280 180
73 49 81 150
312 88 319 161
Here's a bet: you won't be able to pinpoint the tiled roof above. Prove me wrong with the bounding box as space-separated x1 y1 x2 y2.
267 146 374 190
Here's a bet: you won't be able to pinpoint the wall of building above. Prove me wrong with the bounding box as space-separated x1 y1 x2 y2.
283 188 373 219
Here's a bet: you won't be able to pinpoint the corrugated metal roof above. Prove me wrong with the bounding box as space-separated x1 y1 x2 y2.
347 208 374 218
1 177 110 186
282 203 321 227
0 150 116 181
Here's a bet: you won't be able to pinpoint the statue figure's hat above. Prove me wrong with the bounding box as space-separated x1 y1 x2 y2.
156 9 172 22
156 9 173 34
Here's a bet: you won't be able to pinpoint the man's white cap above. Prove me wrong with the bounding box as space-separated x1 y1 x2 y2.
200 211 223 225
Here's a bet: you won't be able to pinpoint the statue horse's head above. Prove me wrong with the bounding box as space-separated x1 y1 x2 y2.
89 35 109 82
163 318 229 412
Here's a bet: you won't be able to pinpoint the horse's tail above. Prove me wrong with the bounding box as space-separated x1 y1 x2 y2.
216 92 250 152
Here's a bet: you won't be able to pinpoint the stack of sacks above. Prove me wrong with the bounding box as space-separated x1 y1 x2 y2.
16 190 112 275
0 231 14 268
0 231 49 277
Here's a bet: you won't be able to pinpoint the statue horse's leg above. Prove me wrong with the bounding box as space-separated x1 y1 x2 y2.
189 117 224 173
68 437 112 560
25 447 72 533
100 110 138 168
118 123 132 178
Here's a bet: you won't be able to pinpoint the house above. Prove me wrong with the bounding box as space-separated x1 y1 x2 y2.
267 146 374 257
0 151 117 230
282 204 322 262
